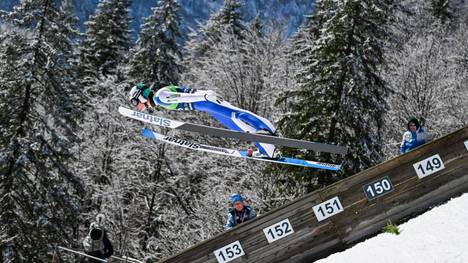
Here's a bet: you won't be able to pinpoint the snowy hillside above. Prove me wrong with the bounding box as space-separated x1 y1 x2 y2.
317 193 468 263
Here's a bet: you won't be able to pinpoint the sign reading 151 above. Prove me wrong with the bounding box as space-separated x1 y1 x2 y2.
313 196 344 222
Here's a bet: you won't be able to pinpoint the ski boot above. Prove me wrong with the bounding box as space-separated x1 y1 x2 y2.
255 129 279 137
251 129 282 159
247 146 282 159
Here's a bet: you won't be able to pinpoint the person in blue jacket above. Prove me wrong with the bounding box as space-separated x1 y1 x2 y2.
399 117 429 154
224 194 256 230
128 82 281 158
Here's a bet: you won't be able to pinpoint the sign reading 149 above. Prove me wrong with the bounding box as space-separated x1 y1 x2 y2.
413 154 445 179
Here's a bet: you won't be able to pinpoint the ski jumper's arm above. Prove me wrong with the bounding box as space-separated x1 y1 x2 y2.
156 86 216 103
156 87 214 103
153 85 219 110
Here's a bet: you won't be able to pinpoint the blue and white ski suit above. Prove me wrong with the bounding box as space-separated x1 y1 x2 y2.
399 127 428 154
153 85 277 157
224 205 256 230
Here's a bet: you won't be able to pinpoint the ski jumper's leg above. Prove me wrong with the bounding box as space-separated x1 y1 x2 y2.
193 100 277 157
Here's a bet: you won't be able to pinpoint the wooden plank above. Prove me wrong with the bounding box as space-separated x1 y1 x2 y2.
325 134 468 245
341 155 467 245
243 222 341 263
158 126 468 263
160 193 327 263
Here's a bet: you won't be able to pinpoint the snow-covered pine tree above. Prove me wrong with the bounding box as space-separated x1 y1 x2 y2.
130 0 183 84
183 0 248 113
430 0 452 22
238 16 290 115
277 0 390 190
204 0 245 41
290 0 338 64
184 0 245 81
78 0 132 86
0 0 84 261
238 16 266 113
381 4 468 158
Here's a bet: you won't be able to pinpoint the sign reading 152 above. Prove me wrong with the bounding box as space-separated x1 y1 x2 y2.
213 240 244 263
263 218 294 243
413 154 445 179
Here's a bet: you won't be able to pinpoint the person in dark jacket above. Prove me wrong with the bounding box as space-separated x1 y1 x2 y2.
224 194 257 230
82 217 113 262
399 117 429 154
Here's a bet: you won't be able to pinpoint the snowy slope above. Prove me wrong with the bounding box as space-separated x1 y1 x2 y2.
317 193 468 263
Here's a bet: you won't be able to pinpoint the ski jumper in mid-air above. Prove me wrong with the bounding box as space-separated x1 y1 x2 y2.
128 83 281 158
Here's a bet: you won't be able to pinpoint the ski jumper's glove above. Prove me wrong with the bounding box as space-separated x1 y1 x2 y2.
204 93 224 104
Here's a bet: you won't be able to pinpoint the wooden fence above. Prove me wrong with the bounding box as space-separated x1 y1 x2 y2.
159 126 468 263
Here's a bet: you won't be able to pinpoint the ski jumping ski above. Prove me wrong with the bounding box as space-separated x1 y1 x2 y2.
119 106 348 155
141 128 342 170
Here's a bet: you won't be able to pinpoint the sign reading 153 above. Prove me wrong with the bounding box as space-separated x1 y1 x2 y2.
413 154 445 179
214 240 244 263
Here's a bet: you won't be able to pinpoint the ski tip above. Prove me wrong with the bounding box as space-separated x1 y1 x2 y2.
307 162 341 171
306 163 341 171
326 166 341 171
118 105 127 112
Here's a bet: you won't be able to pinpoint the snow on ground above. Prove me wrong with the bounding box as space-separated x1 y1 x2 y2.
317 193 468 263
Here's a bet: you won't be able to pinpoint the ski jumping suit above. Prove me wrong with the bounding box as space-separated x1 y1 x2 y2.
150 84 277 157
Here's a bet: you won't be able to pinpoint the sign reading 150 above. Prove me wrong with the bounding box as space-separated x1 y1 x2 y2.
363 176 394 200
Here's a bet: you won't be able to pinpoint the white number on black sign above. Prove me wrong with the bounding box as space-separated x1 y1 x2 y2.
363 176 394 200
313 196 344 222
214 240 245 263
263 218 294 243
413 154 445 179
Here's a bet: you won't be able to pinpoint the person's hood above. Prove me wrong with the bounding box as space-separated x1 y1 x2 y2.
88 222 104 241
